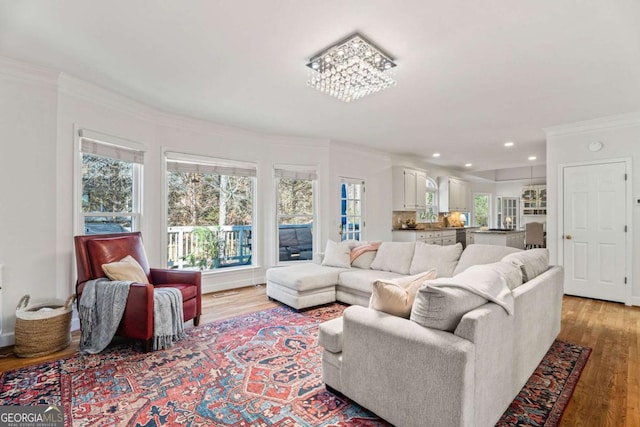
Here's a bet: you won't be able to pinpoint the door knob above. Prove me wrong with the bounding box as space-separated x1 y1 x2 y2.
565 235 572 240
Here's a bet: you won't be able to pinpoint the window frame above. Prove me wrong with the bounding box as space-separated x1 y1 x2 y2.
420 177 438 222
274 165 318 265
472 192 492 227
162 151 258 273
74 127 145 236
339 177 365 242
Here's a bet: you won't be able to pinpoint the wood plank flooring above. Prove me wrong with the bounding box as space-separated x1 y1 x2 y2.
1 287 639 426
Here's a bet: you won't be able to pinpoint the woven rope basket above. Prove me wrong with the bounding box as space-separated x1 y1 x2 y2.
14 294 75 358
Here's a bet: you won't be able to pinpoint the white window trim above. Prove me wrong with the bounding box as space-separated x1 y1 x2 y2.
74 126 146 236
472 192 492 227
274 164 318 266
161 149 258 273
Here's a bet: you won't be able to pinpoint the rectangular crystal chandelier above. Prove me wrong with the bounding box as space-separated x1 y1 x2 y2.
306 33 397 103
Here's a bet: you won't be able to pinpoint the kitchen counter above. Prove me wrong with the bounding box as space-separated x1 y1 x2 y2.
472 229 525 249
472 229 521 234
392 226 479 231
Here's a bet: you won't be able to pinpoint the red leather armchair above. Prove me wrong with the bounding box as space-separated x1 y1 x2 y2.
74 232 201 350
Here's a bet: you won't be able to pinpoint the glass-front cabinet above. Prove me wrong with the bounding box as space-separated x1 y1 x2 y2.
521 185 546 215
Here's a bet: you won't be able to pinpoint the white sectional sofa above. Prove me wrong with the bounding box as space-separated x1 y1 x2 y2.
318 244 562 427
266 240 473 310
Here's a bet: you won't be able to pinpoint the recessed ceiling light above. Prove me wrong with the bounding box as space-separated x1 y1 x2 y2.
528 156 537 161
465 163 472 167
432 153 441 158
504 141 515 147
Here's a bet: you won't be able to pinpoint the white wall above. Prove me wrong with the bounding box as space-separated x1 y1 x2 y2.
329 143 393 242
546 112 640 305
0 58 58 344
0 56 404 343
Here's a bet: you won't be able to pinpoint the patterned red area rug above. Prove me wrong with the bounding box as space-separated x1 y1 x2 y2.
0 304 589 427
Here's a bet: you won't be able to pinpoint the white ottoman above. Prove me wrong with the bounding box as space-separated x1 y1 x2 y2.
266 263 348 310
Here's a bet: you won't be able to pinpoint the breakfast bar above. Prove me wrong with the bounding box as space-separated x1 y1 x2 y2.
472 229 525 249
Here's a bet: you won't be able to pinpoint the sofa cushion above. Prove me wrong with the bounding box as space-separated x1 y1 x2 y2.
410 261 521 331
409 242 463 277
370 242 415 275
319 316 344 353
266 263 348 292
490 261 524 290
337 270 404 295
101 255 149 284
351 251 377 269
452 244 522 276
502 248 549 282
411 285 487 332
350 241 381 270
322 240 353 268
369 269 438 318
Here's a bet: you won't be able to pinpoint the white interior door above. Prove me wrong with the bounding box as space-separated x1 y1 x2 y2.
563 161 627 302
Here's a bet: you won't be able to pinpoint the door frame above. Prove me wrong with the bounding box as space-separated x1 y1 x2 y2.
557 157 633 305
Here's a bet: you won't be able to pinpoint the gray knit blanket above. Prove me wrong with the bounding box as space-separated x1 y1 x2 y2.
79 279 186 353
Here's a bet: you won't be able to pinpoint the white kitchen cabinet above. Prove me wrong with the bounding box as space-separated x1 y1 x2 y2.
521 185 547 216
465 229 475 246
392 229 457 246
437 176 471 212
393 167 427 211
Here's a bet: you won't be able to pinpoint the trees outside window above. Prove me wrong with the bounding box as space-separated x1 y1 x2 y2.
166 153 255 270
473 193 491 227
79 132 143 235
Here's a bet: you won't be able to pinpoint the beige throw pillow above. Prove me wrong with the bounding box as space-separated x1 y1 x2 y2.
369 268 437 318
102 255 149 284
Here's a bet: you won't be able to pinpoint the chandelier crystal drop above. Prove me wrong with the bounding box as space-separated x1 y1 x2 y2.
306 33 397 103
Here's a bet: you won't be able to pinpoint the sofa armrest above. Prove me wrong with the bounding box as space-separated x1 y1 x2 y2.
150 268 201 287
340 306 475 427
313 252 324 265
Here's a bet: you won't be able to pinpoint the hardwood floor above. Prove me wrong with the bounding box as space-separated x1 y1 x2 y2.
557 295 640 427
1 287 638 426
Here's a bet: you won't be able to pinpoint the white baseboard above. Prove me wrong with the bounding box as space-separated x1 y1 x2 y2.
630 296 640 307
0 332 15 347
202 273 266 294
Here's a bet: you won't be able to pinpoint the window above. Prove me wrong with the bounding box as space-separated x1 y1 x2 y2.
165 152 256 271
497 196 519 229
340 178 364 241
78 130 144 235
419 177 438 222
275 167 317 263
472 193 491 227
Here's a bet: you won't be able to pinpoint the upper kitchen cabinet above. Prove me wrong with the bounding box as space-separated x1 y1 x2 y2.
438 176 471 212
392 167 427 211
521 185 546 215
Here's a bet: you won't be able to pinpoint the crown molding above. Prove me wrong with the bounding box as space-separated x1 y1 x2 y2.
154 110 330 148
57 73 156 123
0 55 58 88
330 140 392 161
544 111 640 137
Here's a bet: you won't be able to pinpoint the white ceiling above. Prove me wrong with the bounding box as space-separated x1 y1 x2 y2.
1 1 639 172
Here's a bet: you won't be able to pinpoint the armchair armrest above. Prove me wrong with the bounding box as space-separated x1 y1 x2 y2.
119 282 155 341
340 306 475 427
150 268 201 287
